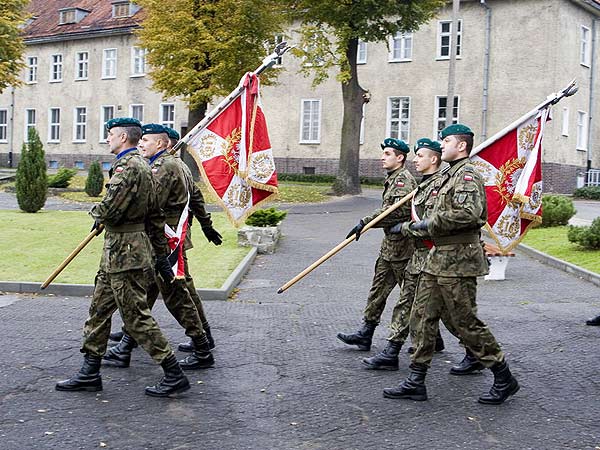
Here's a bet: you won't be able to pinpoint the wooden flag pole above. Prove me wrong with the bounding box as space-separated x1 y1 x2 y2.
40 225 104 290
277 189 416 294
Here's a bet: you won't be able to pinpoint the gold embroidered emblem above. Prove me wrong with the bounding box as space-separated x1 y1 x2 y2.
197 133 225 160
495 208 521 240
518 123 537 153
225 181 251 209
222 128 242 175
250 152 274 180
494 157 526 205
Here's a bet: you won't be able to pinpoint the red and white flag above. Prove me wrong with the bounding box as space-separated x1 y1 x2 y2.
164 195 190 279
186 73 278 226
470 107 551 253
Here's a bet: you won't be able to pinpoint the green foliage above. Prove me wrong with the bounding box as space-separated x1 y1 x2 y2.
85 161 104 197
541 195 576 227
245 208 287 227
277 173 383 185
48 168 78 188
573 186 600 200
567 218 600 249
0 0 28 92
15 128 47 213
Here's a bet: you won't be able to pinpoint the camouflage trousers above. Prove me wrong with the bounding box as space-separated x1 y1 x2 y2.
363 257 409 323
410 273 504 367
182 251 210 329
81 269 172 364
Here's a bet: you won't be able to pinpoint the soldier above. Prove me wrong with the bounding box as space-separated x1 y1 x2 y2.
104 123 219 371
56 118 190 397
383 124 520 405
337 138 417 351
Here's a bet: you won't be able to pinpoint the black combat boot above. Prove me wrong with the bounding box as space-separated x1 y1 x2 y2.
56 354 103 392
336 320 377 351
103 333 137 368
449 349 485 375
478 361 520 405
145 354 191 397
362 340 402 370
178 336 215 370
109 331 124 342
382 363 428 401
586 314 600 326
178 324 215 352
407 330 445 354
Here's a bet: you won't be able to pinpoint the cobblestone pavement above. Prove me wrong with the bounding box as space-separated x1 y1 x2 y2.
1 192 600 450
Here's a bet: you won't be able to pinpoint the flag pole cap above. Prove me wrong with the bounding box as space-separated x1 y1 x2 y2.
439 124 474 139
414 138 442 154
380 137 410 153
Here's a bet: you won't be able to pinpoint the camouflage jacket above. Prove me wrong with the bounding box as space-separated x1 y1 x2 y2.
422 158 489 277
362 166 417 261
90 149 167 274
178 156 213 250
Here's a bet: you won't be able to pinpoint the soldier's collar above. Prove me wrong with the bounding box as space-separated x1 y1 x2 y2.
148 149 167 165
115 147 137 160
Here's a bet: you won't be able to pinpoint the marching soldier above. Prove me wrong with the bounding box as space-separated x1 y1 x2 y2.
383 124 520 405
337 138 417 351
56 118 190 397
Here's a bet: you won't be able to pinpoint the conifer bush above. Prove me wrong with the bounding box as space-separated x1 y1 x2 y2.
245 208 287 227
47 167 77 188
85 160 104 197
573 186 600 200
15 128 47 213
540 195 576 227
567 217 600 249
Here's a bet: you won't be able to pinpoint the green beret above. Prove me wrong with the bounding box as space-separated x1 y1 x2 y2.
142 123 169 136
414 138 441 153
380 137 409 153
165 127 180 141
105 117 141 130
439 124 474 139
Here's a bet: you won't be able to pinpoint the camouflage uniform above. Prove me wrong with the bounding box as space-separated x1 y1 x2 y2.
361 167 417 323
82 148 173 364
410 158 504 367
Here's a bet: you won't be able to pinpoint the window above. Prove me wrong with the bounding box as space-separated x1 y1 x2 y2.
387 97 410 142
131 47 146 76
102 49 117 79
130 104 144 121
102 161 111 171
100 106 115 141
389 33 412 62
74 161 85 169
581 25 591 67
435 96 460 136
48 108 60 142
437 20 462 59
27 56 38 83
74 107 87 142
300 99 321 144
160 103 175 128
24 109 36 141
112 1 139 18
0 109 7 142
577 110 588 150
48 160 59 169
357 40 367 64
561 107 569 137
76 51 89 80
59 9 76 24
50 54 63 82
273 34 285 65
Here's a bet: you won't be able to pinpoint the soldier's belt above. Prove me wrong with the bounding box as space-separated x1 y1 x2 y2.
433 234 480 246
105 223 145 233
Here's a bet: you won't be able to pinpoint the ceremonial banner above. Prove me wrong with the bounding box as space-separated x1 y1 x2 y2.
471 107 551 253
186 73 278 226
164 195 190 279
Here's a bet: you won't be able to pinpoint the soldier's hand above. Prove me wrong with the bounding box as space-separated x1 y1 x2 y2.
202 226 223 245
345 220 365 241
410 219 429 231
389 222 409 234
90 219 102 233
155 255 175 284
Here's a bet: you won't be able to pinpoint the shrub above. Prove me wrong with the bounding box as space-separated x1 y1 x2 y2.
15 128 47 213
85 160 104 197
245 208 287 227
540 195 576 227
48 167 78 188
567 217 600 249
573 186 600 200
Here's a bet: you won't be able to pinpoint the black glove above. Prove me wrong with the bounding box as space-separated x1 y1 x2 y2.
345 220 365 241
389 222 408 234
155 255 175 284
90 219 102 233
202 226 223 245
410 219 429 231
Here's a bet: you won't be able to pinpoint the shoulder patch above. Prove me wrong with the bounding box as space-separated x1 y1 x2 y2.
115 166 124 173
152 167 159 173
432 190 438 196
396 181 405 187
463 175 473 181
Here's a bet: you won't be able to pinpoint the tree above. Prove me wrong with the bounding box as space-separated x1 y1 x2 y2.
16 128 47 213
290 0 445 195
85 161 104 197
0 0 28 93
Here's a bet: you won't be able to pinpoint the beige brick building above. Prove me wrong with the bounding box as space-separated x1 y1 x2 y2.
1 0 600 192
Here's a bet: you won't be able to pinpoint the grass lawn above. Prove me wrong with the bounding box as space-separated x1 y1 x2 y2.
522 225 600 274
0 210 249 288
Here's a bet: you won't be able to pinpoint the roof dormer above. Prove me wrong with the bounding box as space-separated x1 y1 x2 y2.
58 8 90 25
111 1 140 19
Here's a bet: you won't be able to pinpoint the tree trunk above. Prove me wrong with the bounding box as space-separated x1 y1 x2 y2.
181 102 207 180
332 38 368 196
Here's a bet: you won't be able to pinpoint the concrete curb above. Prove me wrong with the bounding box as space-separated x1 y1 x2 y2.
0 246 258 300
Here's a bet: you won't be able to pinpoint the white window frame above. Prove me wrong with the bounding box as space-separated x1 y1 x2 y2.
73 107 87 143
386 97 411 143
24 108 36 142
576 110 588 150
100 105 115 142
160 103 175 128
75 51 89 80
26 56 38 83
437 20 462 60
561 107 569 137
48 107 61 143
50 54 63 82
102 48 117 79
131 47 147 77
581 25 591 67
59 9 76 25
299 99 321 144
112 1 131 18
388 33 413 62
357 40 367 65
434 95 460 137
0 109 8 143
130 104 144 122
